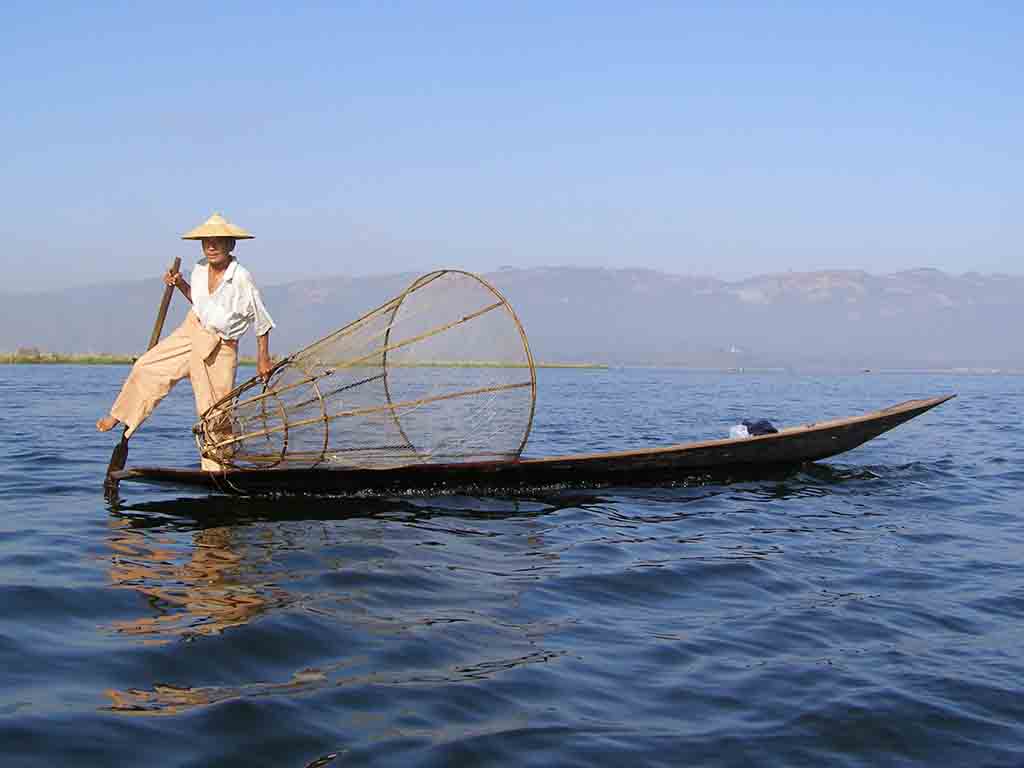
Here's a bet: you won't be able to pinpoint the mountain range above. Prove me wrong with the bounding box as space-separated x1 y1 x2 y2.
3 267 1022 371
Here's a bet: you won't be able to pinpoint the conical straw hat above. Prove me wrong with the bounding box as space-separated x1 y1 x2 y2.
181 212 254 240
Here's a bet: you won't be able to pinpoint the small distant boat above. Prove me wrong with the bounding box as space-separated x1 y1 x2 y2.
112 394 954 497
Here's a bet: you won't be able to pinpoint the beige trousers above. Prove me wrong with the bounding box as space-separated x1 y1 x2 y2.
110 311 237 470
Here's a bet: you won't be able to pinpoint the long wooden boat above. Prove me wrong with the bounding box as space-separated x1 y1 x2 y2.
110 394 954 496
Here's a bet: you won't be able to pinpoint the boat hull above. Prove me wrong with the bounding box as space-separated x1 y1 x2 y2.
112 395 954 496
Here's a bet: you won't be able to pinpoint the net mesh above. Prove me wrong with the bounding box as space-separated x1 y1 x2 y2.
194 270 537 470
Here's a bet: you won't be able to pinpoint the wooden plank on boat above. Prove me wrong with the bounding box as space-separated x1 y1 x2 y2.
111 394 954 496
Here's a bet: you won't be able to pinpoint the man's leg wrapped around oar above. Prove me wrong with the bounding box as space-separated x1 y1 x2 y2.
107 316 194 438
105 311 238 470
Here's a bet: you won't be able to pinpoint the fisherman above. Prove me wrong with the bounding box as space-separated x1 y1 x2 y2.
96 213 275 470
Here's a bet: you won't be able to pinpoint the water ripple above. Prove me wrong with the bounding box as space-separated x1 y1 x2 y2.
1 368 1022 766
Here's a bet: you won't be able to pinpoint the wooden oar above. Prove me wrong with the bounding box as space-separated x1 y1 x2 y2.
103 256 181 501
148 257 181 350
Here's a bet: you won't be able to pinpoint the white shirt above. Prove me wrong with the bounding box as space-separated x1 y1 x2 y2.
190 258 275 341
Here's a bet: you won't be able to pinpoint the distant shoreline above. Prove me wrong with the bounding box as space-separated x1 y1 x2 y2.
2 354 136 365
2 354 1018 374
0 353 608 370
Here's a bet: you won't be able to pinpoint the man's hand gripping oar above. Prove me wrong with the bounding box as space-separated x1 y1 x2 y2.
102 257 181 501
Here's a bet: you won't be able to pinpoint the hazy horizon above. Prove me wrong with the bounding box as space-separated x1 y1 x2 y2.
4 266 1021 371
3 261 1023 297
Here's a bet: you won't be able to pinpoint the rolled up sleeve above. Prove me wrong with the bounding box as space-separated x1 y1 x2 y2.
251 285 275 337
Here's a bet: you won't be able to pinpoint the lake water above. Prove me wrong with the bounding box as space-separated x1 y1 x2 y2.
1 365 1022 766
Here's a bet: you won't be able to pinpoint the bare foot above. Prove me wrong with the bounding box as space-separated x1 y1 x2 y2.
96 415 119 432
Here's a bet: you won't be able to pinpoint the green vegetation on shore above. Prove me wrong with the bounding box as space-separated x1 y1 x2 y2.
2 351 607 369
1 352 273 365
386 360 607 369
2 352 135 365
534 362 608 369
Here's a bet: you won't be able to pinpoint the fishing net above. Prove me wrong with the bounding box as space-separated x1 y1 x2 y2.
194 270 537 470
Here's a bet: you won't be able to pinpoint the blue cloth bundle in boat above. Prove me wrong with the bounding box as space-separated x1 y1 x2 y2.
742 419 779 436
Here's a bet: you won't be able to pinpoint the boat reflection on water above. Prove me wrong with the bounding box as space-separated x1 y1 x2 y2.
101 494 581 715
103 496 446 643
105 516 284 643
103 510 298 714
99 477 870 716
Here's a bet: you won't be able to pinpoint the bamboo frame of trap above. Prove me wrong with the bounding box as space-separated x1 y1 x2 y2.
193 269 538 470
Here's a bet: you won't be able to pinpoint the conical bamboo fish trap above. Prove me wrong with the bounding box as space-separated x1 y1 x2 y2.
194 270 537 471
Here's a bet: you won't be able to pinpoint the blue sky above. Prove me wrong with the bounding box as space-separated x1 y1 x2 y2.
2 1 1020 290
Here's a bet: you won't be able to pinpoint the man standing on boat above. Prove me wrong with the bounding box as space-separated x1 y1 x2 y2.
96 213 275 470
